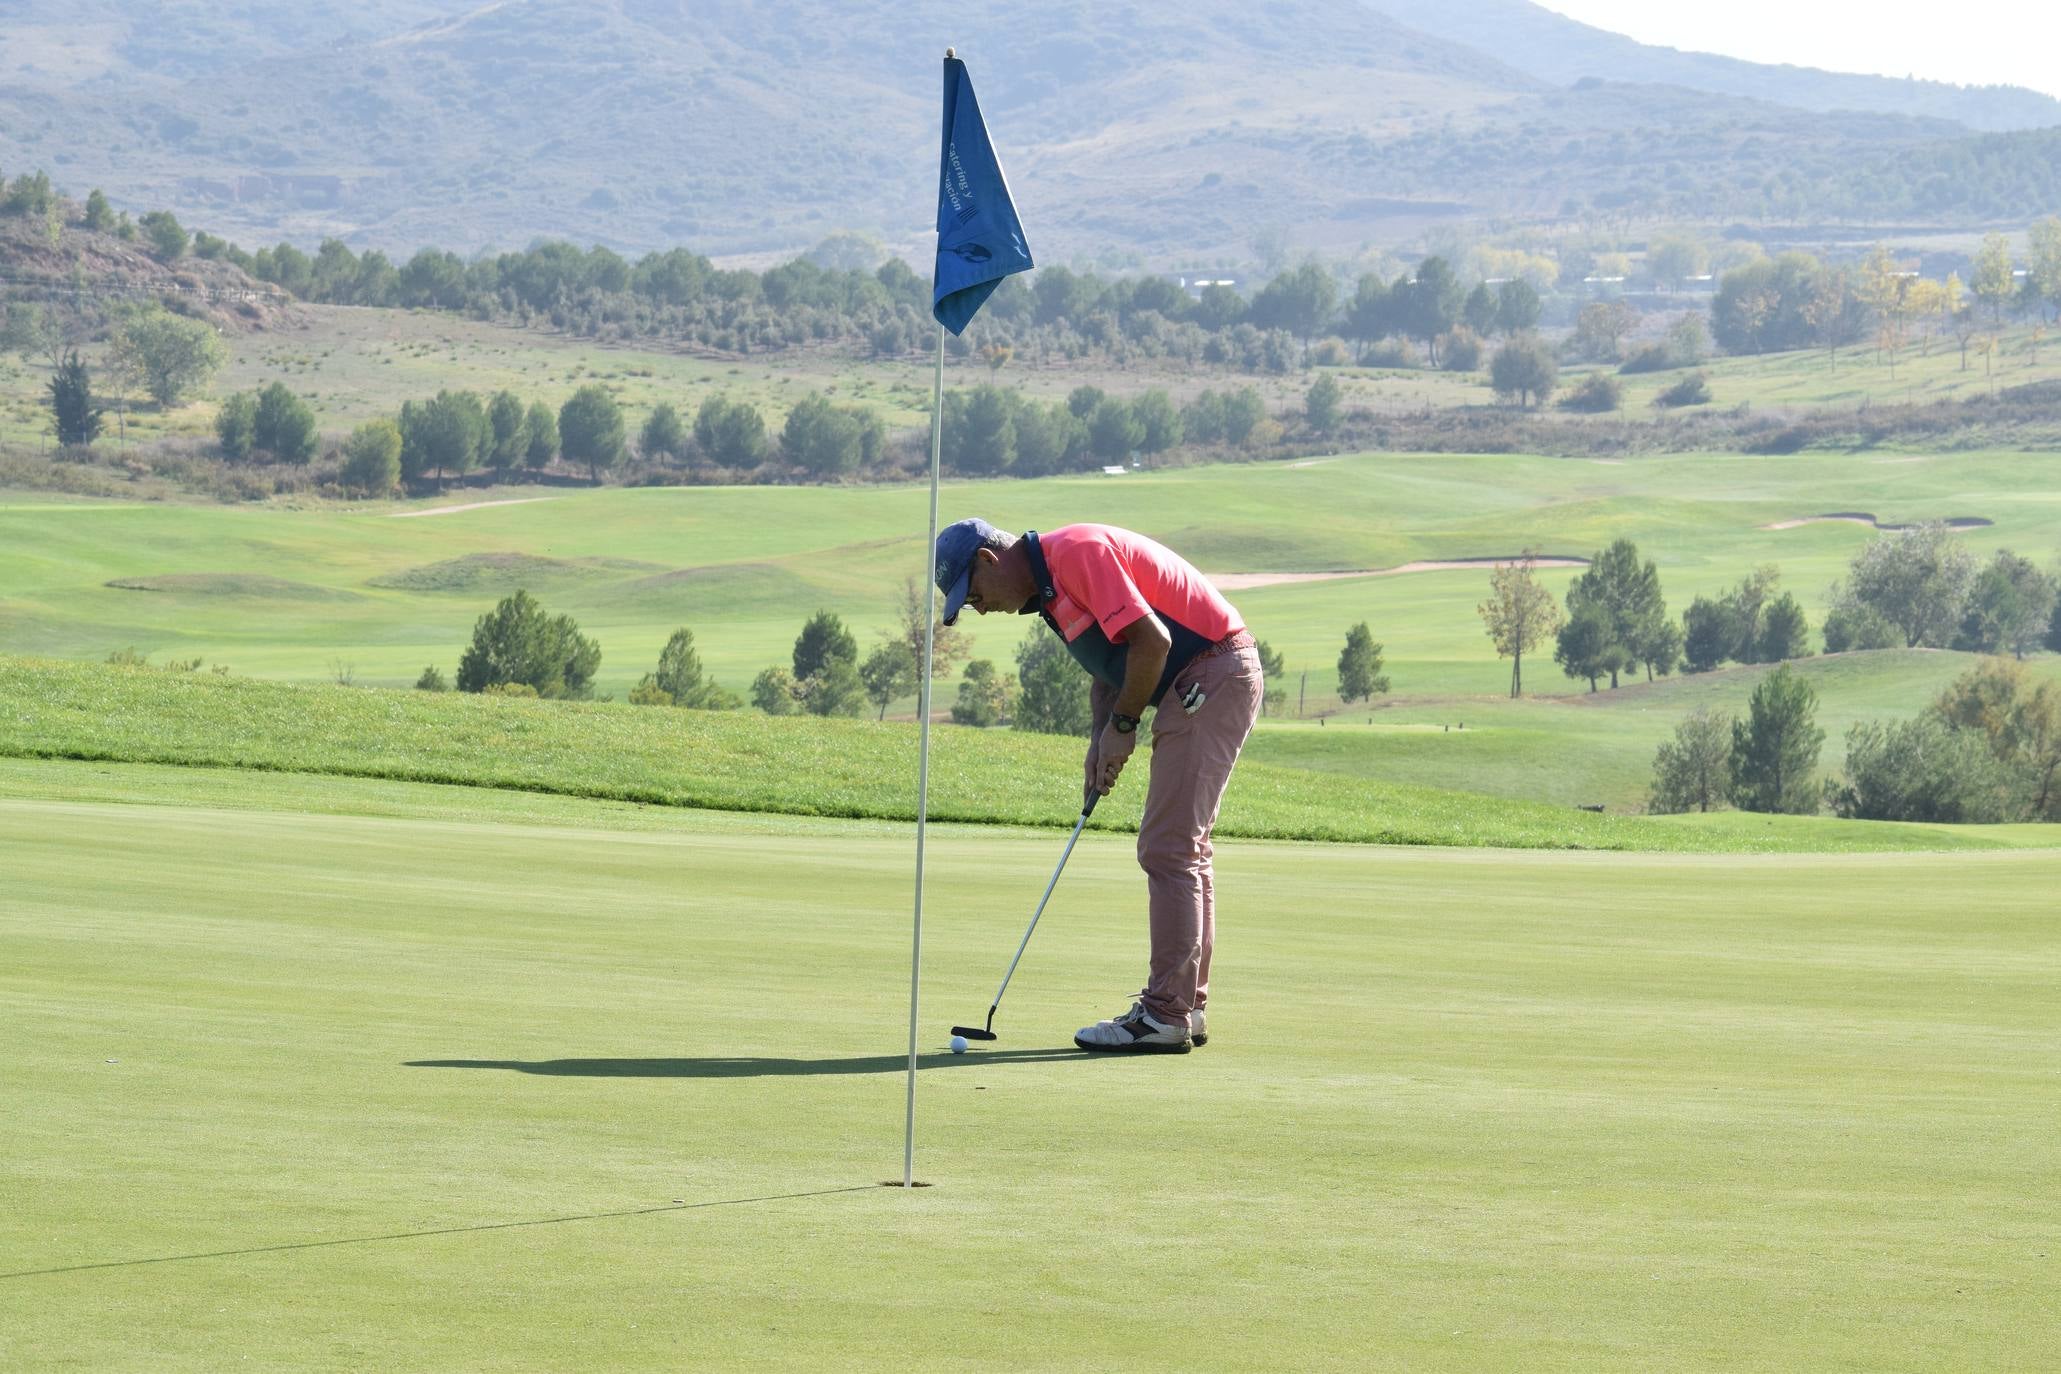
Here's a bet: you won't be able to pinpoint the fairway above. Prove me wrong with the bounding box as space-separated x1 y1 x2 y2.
4 760 2055 1371
7 445 2058 813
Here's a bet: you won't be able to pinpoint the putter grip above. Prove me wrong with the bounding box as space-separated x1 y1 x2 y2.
1081 790 1100 819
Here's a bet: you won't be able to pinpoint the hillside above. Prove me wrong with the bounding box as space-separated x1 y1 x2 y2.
0 216 299 334
0 0 2038 261
1370 0 2061 132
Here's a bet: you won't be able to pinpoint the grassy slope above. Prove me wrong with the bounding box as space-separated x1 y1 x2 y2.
3 761 2056 1370
1247 649 2061 810
5 302 2058 453
5 447 2058 701
6 444 2059 815
3 658 2053 855
1328 321 2061 417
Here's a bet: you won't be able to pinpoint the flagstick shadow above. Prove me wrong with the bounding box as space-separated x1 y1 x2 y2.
0 1186 876 1282
405 1050 1095 1078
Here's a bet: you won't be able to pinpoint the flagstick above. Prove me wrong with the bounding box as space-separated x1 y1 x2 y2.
904 321 947 1189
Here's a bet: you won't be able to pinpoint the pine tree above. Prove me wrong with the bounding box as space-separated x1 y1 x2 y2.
1336 623 1390 704
1728 666 1824 814
47 349 101 448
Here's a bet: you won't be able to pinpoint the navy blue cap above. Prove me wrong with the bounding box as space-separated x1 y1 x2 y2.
934 517 1000 626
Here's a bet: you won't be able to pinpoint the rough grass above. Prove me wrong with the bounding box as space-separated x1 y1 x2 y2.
365 551 663 593
3 655 2052 855
104 572 361 600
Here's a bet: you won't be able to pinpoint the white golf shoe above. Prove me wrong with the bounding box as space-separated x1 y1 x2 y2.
1191 1007 1208 1047
1073 1002 1191 1054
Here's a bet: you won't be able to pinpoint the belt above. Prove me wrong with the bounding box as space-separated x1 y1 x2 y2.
1196 629 1255 659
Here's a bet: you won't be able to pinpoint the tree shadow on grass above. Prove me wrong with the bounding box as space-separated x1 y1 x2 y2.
406 1050 1100 1077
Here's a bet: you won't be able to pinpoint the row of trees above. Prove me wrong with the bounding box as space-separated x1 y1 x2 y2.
1711 230 2061 371
20 167 2061 382
939 382 1276 477
1651 657 2060 823
1823 525 2060 660
1480 528 2061 701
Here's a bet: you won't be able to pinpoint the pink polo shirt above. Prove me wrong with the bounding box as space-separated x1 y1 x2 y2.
1037 524 1243 645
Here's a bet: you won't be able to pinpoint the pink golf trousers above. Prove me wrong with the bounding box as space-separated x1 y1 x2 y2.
1135 635 1264 1029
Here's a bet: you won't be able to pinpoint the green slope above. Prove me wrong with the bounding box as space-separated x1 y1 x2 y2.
4 657 2054 854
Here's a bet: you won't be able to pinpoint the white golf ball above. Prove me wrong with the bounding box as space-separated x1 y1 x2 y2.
949 1035 969 1054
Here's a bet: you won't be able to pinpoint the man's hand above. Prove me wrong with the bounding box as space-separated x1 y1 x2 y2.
1093 720 1137 794
1083 738 1102 801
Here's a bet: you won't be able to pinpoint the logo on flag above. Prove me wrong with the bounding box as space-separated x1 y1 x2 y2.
933 55 1033 336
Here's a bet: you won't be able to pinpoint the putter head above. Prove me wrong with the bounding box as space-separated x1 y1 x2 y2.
949 1026 999 1041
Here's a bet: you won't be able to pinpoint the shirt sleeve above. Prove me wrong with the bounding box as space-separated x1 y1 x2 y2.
1069 538 1154 642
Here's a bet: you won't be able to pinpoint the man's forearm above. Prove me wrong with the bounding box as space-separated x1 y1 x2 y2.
1090 678 1117 735
1113 637 1169 719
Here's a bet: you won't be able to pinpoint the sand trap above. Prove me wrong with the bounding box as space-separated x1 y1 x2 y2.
391 497 558 518
1209 558 1588 591
1761 512 1992 531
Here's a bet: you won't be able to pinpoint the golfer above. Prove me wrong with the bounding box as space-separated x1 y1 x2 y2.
934 518 1263 1053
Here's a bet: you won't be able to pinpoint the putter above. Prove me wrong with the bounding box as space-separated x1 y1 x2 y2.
951 790 1100 1042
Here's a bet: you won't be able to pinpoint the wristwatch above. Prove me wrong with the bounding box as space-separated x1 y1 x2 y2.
1110 712 1140 734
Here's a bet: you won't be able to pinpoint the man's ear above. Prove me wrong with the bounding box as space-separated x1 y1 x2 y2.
974 546 999 567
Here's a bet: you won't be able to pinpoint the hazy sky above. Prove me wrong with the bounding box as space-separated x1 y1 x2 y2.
1540 1 2061 100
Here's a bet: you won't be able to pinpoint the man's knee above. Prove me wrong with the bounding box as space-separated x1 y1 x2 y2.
1137 833 1207 881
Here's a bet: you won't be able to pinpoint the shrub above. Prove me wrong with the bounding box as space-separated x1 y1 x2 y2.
414 665 448 692
628 675 673 706
651 626 738 709
694 394 766 469
1559 373 1622 413
1438 327 1483 372
252 383 318 463
1362 338 1420 369
801 656 867 717
1653 372 1712 408
455 590 600 699
951 659 1012 726
1825 717 2016 822
1648 708 1734 814
216 392 257 460
1304 373 1342 434
751 666 801 715
340 419 403 496
1488 335 1557 407
640 402 688 463
1822 603 1901 653
1618 343 1675 374
1307 337 1352 367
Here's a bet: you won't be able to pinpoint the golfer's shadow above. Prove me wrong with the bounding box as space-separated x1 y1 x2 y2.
406 1050 1089 1078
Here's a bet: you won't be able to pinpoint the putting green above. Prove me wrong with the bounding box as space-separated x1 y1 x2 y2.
3 760 2055 1370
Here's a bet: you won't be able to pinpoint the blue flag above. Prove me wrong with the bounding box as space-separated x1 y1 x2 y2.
933 55 1033 335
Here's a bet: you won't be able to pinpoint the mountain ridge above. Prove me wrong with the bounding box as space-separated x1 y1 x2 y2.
0 0 2049 260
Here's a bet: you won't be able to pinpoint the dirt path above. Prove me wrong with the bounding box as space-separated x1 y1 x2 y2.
390 498 559 519
1208 558 1588 591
